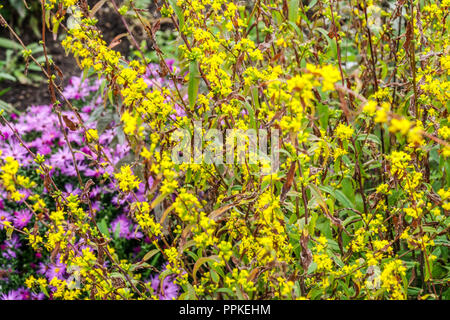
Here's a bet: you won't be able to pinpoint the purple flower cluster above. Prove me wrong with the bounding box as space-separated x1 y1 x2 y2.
37 254 67 282
62 75 103 100
0 64 181 300
110 214 143 240
0 234 21 259
150 264 180 300
0 287 44 300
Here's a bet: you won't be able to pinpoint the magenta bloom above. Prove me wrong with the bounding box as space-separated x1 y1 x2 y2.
37 262 48 276
110 214 142 239
149 263 180 300
0 288 37 300
31 292 45 300
49 147 73 168
111 214 132 238
12 209 33 229
0 210 12 230
31 138 52 155
45 261 66 281
1 138 30 165
1 234 22 259
150 273 180 300
62 75 101 100
63 183 81 197
0 290 21 300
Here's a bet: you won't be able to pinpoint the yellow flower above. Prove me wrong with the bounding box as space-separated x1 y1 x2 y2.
114 165 141 192
335 123 354 140
438 126 450 139
86 129 98 142
140 146 152 159
389 118 411 135
363 100 377 115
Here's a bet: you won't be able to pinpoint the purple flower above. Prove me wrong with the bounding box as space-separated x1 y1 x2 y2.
111 214 131 238
5 234 21 249
0 288 35 300
40 129 60 144
91 200 101 213
12 209 33 229
88 186 101 198
49 147 73 168
81 105 93 113
37 262 48 275
83 167 102 178
0 289 21 300
31 292 45 300
1 234 22 259
17 288 32 300
1 138 30 165
43 255 67 281
46 262 66 281
150 267 180 300
62 75 101 100
110 214 142 239
0 210 12 229
63 183 81 197
173 103 187 119
30 138 53 155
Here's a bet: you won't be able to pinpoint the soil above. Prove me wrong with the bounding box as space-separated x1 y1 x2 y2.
0 32 80 110
0 1 157 111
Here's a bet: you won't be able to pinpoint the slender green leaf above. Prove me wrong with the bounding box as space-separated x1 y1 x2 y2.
188 60 200 109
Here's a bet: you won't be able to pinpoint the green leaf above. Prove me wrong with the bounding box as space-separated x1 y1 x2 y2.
318 104 329 130
308 0 318 9
380 60 388 80
193 255 220 283
343 214 360 227
422 226 437 234
10 0 27 19
334 189 354 208
0 99 17 114
0 37 22 50
40 283 50 298
114 222 121 239
356 133 381 145
314 27 337 59
150 252 161 266
168 0 185 31
6 225 13 240
0 72 16 81
341 178 355 201
142 248 160 262
185 282 197 299
307 211 319 235
288 0 299 24
320 185 354 209
108 89 114 105
13 70 30 85
188 60 200 110
424 249 433 282
244 101 256 130
210 269 220 283
0 87 11 97
309 184 328 210
98 218 110 237
216 287 235 297
159 268 174 283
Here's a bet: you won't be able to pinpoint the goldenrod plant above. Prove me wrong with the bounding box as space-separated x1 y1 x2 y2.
0 0 448 300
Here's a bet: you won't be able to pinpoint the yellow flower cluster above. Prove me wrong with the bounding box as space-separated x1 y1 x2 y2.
114 165 141 192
